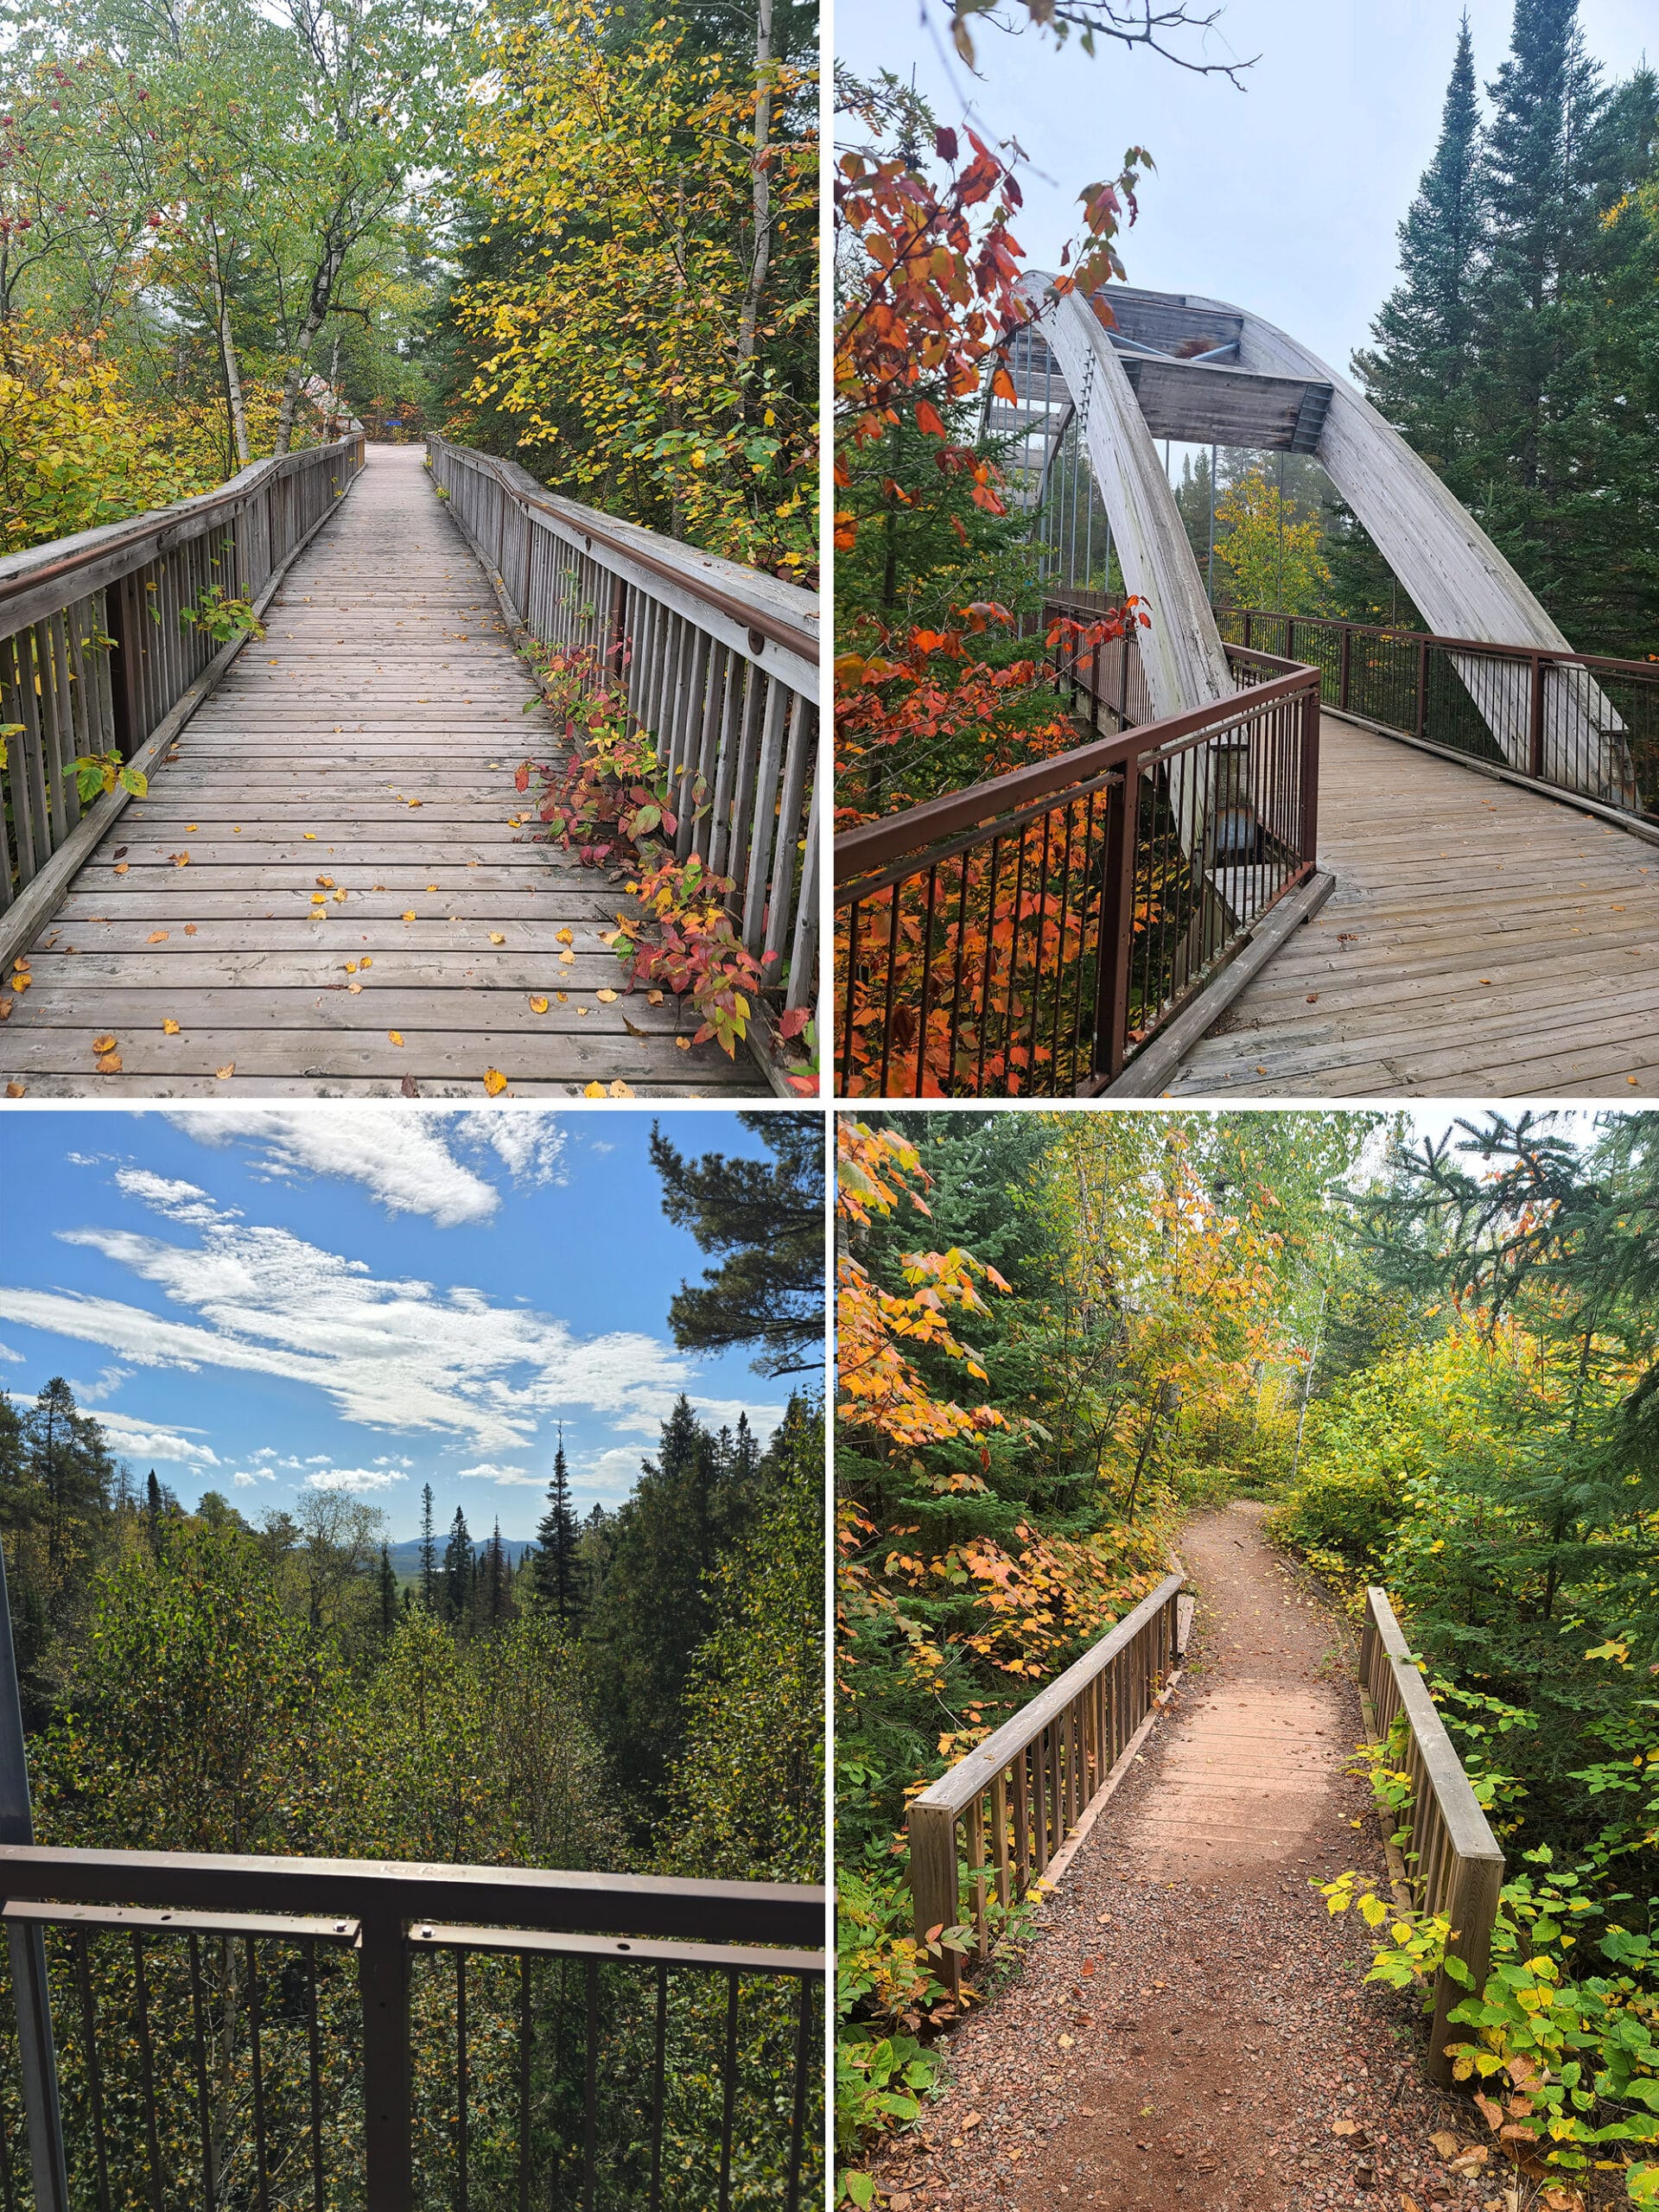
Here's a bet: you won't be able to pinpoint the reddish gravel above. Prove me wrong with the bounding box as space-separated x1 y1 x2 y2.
868 1503 1582 2212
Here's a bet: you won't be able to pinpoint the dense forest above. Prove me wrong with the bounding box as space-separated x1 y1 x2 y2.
836 1109 1659 2201
0 1113 825 2204
834 0 1659 831
0 0 817 575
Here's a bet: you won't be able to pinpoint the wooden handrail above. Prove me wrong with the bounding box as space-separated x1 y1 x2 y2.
1358 1588 1505 2085
427 435 820 1027
906 1569 1185 1991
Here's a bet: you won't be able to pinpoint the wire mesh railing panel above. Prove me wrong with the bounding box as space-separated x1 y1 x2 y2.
836 771 1120 1098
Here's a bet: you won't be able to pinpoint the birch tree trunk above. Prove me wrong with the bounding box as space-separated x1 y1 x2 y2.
272 241 345 457
734 0 775 400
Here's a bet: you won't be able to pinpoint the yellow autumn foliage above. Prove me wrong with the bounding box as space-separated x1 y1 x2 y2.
452 0 817 577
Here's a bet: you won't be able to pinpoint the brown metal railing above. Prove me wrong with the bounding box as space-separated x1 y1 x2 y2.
426 438 821 1016
906 1572 1185 1995
1357 1588 1505 2087
1217 605 1659 825
0 438 366 970
0 1845 823 2211
833 646 1320 1097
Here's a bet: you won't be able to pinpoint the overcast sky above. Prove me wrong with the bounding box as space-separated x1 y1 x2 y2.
836 0 1656 375
0 1109 801 1541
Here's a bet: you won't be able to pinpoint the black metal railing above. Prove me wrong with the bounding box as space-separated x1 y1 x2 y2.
0 1847 823 2211
833 645 1320 1097
1217 605 1659 825
0 439 366 968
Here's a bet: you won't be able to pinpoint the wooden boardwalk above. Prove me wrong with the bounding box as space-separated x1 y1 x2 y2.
0 445 754 1096
1169 714 1659 1096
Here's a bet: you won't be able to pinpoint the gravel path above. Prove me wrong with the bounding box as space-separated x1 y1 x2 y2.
869 1503 1565 2212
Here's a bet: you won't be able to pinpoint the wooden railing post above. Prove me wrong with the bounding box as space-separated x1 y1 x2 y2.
1091 764 1136 1082
906 1801 961 1997
1528 654 1546 781
358 1911 413 2210
1338 624 1351 714
1299 677 1321 867
1429 1852 1504 2088
1414 634 1430 741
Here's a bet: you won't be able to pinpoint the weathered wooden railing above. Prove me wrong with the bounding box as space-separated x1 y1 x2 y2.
1217 605 1659 827
834 648 1319 1096
425 438 821 1021
0 1844 824 2211
1358 1586 1505 2086
0 438 366 972
906 1570 1185 1994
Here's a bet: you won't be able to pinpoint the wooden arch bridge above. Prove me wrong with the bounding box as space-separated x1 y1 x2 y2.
0 440 819 1098
834 284 1659 1098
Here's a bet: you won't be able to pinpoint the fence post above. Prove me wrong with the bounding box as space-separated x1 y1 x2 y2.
1528 655 1546 781
1338 625 1351 715
1090 763 1137 1083
0 1541 70 2212
1299 679 1321 868
906 1802 962 1999
358 1912 413 2210
104 573 148 763
1414 636 1429 741
1428 1851 1504 2088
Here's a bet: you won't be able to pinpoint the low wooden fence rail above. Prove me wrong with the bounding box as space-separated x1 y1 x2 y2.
0 1844 824 2212
906 1570 1185 1993
1358 1586 1505 2086
0 437 366 969
834 649 1319 1096
426 438 821 1018
1217 606 1659 827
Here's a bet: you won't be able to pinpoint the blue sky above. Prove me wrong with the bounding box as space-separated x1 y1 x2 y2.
0 1109 819 1541
837 0 1655 376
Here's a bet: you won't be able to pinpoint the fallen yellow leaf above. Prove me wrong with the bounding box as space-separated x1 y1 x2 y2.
183 923 197 936
186 823 198 832
316 876 334 888
172 853 188 867
596 988 618 1003
408 798 423 808
556 927 574 945
402 911 416 923
5 1081 23 1097
583 1081 606 1097
675 1037 690 1050
346 960 359 974
646 989 664 1006
162 1018 180 1034
607 1080 633 1097
304 832 316 840
148 929 168 943
556 991 568 1002
389 1031 404 1046
347 982 362 994
311 893 327 906
484 1067 507 1096
489 931 505 944
92 1033 116 1052
0 999 11 1021
214 1062 234 1079
559 949 575 966
96 1052 122 1073
529 995 549 1014
334 889 347 903
112 862 129 874
360 956 372 969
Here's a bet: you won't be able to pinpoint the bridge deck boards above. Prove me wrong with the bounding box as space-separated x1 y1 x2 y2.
0 445 755 1097
1168 713 1659 1096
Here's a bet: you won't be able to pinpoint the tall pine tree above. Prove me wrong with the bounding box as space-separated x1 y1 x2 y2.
530 1425 582 1629
417 1484 437 1614
442 1508 474 1625
1354 14 1484 477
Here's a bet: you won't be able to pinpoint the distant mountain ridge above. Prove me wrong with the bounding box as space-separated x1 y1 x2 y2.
385 1536 535 1575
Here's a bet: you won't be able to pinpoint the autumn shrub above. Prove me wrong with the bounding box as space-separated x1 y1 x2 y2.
0 322 225 554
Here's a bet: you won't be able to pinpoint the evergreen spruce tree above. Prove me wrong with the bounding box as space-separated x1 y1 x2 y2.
378 1543 398 1637
530 1426 582 1629
144 1470 164 1559
418 1484 437 1613
1354 15 1484 476
484 1520 507 1627
442 1508 474 1626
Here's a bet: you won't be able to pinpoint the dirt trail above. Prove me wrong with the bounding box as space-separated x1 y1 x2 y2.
871 1503 1512 2212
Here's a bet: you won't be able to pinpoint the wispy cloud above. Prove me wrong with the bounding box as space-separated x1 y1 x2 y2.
456 1460 542 1486
0 1195 699 1455
95 1411 221 1468
304 1467 407 1494
115 1169 236 1229
174 1109 567 1227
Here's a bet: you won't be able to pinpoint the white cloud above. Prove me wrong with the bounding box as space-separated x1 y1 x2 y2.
456 1460 542 1486
581 1445 648 1497
232 1469 278 1487
304 1466 406 1494
372 1454 414 1469
67 1364 130 1405
115 1169 234 1228
1 1194 697 1452
0 1340 22 1363
463 1116 568 1188
179 1109 503 1227
94 1411 221 1468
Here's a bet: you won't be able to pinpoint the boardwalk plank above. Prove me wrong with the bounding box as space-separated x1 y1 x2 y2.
1168 713 1659 1096
0 448 765 1099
